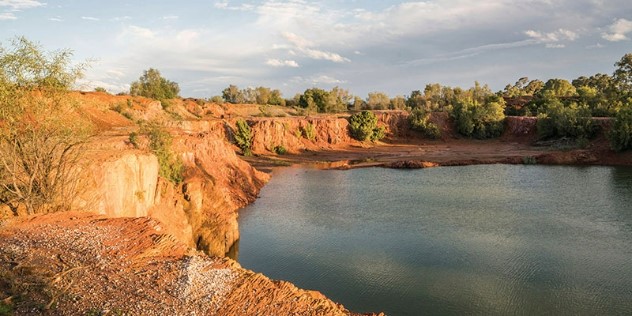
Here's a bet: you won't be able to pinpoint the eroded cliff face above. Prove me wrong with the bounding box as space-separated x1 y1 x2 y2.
74 124 268 256
177 130 269 256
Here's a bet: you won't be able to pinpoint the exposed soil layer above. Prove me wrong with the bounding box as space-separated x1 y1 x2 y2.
0 212 381 315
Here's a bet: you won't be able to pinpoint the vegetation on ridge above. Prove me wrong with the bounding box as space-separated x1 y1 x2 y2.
0 36 93 215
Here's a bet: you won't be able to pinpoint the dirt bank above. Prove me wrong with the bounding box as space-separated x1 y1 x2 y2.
0 212 380 315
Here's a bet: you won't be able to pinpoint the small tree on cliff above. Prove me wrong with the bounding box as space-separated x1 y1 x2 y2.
0 37 93 215
233 119 253 156
348 111 385 141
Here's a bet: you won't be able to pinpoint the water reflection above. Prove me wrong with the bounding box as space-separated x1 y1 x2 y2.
238 165 632 315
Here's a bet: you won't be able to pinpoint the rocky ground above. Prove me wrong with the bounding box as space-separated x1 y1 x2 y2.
0 212 381 315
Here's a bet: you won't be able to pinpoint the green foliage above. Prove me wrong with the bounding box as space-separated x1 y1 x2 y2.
536 98 598 140
0 37 92 215
301 122 316 141
129 68 180 100
128 132 139 148
348 111 384 141
539 79 577 98
609 103 632 151
366 91 390 110
408 108 441 139
234 119 253 156
298 87 349 113
451 95 506 139
94 87 107 93
614 53 632 97
141 122 184 184
273 145 287 155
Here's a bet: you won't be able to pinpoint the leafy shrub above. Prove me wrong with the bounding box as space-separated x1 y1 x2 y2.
451 96 505 139
273 145 287 155
94 87 107 93
128 132 139 148
141 122 184 184
408 108 441 139
536 98 598 140
609 104 632 151
301 122 316 141
348 111 385 141
234 119 253 156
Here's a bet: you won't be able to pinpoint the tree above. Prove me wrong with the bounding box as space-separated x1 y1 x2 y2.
614 53 632 96
130 68 180 100
609 102 632 151
255 86 271 105
222 84 244 104
366 92 390 110
0 37 93 215
539 79 577 98
408 108 440 139
348 111 385 141
451 94 505 139
390 96 407 110
233 119 252 156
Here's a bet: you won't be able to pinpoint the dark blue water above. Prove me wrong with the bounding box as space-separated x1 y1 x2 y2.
236 165 632 315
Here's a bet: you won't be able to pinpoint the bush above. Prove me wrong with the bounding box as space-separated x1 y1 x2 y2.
141 122 184 184
451 96 505 139
348 111 385 141
609 104 632 151
536 98 598 140
301 122 316 141
273 145 287 155
408 108 441 139
128 132 139 148
0 37 92 215
234 119 253 156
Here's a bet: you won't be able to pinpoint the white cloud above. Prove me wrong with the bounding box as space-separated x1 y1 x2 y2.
162 15 178 20
0 0 45 10
524 28 578 43
602 18 632 41
545 43 565 48
48 16 62 22
281 32 349 63
81 16 99 21
111 16 131 21
291 75 347 85
266 59 299 67
214 0 254 11
123 25 155 39
0 11 15 19
586 43 604 49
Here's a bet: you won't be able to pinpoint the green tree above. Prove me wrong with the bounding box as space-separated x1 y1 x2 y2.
609 102 632 151
255 86 271 105
390 96 407 110
408 108 440 139
367 92 390 110
299 88 328 113
0 37 93 215
614 53 632 96
222 84 244 104
452 94 505 139
535 97 597 140
539 79 577 98
130 68 180 100
233 119 252 156
348 111 385 141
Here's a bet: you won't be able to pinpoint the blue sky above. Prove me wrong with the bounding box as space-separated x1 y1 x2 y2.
1 0 632 99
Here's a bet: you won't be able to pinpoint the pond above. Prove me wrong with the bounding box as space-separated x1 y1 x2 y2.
236 165 632 315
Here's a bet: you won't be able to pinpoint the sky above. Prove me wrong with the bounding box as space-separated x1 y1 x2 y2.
1 0 632 99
